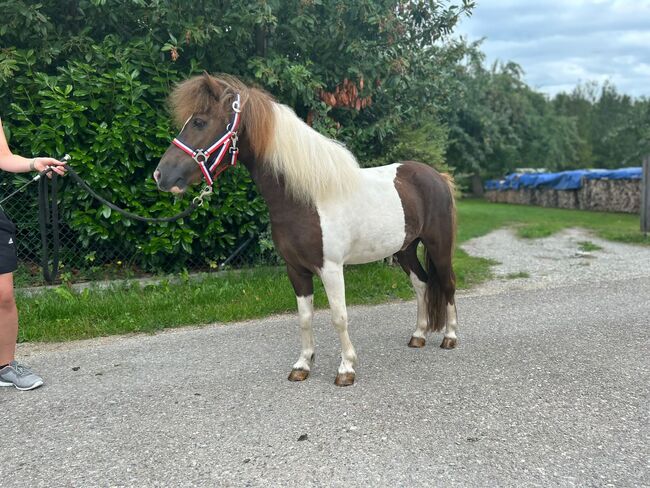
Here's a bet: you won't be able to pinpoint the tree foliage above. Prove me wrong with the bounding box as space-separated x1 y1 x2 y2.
553 82 650 167
1 1 647 272
0 0 473 270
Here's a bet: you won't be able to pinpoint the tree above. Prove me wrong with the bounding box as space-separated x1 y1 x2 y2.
0 0 475 271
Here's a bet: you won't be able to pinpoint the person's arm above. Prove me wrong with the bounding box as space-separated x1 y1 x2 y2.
0 118 66 176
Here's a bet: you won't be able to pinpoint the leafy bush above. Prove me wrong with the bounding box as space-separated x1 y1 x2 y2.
2 38 267 270
1 1 474 273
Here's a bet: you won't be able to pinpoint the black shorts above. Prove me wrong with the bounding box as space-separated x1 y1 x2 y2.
0 208 18 275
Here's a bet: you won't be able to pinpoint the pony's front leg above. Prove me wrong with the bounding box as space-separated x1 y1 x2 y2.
287 265 315 382
319 261 357 386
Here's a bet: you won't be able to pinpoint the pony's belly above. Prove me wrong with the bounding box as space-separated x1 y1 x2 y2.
317 164 406 265
343 237 404 265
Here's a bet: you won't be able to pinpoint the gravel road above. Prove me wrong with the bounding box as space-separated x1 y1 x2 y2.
463 227 650 295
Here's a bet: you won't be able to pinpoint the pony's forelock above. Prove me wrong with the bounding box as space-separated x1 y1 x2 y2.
169 74 274 160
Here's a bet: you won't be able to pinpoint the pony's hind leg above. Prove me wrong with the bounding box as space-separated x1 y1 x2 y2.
422 240 459 350
395 242 429 348
287 265 315 382
319 261 357 386
441 302 459 349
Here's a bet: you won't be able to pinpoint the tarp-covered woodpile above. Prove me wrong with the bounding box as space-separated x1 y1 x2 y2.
485 168 642 213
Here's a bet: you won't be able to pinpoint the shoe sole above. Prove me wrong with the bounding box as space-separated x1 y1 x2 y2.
0 380 44 390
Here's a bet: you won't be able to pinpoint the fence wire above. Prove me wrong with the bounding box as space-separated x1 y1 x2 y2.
1 176 267 287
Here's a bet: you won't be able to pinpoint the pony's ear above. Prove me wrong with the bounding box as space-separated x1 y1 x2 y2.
202 72 225 100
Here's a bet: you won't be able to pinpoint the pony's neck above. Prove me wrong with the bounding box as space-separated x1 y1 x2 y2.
240 151 309 218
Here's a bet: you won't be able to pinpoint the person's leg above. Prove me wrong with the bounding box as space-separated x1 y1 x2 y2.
0 272 17 366
0 272 41 390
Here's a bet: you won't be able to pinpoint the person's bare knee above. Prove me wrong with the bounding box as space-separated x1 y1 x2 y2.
0 279 15 311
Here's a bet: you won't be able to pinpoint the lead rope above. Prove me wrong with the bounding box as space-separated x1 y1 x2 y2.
34 155 213 283
38 170 59 284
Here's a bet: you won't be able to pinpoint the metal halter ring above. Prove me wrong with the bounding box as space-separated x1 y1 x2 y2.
232 99 241 113
193 150 209 165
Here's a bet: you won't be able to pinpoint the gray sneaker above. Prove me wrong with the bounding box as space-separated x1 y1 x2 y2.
0 361 44 390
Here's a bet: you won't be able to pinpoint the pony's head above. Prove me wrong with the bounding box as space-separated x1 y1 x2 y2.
154 73 274 193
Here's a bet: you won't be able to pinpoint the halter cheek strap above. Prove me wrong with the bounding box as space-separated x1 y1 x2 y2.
171 94 242 188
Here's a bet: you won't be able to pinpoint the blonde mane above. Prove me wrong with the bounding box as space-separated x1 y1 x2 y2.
266 104 360 204
169 74 360 205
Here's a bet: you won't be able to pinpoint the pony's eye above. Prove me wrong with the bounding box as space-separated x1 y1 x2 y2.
193 118 206 129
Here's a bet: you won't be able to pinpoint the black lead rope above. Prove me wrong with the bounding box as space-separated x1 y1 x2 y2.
64 166 201 224
38 171 60 284
35 159 205 283
5 156 252 284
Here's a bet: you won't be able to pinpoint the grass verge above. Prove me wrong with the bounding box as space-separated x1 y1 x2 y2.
16 200 648 342
458 199 648 245
17 253 493 343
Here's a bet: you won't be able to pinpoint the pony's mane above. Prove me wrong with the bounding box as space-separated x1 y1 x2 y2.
266 104 360 204
169 73 360 204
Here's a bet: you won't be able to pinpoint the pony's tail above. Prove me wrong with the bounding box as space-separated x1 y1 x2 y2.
424 171 457 332
440 172 457 251
424 248 448 332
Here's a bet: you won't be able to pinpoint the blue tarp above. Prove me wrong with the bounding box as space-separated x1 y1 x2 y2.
485 167 642 191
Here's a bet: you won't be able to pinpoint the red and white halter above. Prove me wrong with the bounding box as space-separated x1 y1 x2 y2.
172 94 242 188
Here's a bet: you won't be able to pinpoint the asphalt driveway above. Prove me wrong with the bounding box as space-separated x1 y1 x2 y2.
2 277 648 487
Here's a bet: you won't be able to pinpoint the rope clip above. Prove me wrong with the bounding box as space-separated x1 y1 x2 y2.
193 185 213 206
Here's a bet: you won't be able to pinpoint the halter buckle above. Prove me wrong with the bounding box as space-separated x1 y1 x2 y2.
232 98 241 113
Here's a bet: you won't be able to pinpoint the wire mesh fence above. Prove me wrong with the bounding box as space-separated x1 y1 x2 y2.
1 174 272 288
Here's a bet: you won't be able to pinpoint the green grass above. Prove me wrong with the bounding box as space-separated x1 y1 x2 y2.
457 199 648 244
16 254 493 343
16 200 648 342
505 271 530 279
577 240 603 252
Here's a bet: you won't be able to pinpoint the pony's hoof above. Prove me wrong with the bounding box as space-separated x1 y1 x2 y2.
288 369 310 382
408 336 426 348
440 337 457 349
334 372 355 387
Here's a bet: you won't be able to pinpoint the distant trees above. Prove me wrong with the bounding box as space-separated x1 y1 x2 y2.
0 0 647 271
442 45 650 186
553 82 650 168
443 45 582 182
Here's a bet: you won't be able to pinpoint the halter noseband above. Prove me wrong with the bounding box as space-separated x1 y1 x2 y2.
171 94 242 189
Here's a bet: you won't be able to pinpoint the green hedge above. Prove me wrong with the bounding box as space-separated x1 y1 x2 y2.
2 38 267 270
1 1 471 272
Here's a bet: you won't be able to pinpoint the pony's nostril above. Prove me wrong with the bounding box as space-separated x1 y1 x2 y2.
153 169 161 183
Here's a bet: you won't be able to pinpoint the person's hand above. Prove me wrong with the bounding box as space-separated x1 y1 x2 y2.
33 157 67 177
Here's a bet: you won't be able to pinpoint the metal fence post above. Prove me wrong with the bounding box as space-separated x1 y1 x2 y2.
642 156 650 235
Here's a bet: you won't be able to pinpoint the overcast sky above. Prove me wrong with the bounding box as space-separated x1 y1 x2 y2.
453 0 650 98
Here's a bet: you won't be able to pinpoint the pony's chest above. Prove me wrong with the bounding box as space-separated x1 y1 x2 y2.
317 164 406 265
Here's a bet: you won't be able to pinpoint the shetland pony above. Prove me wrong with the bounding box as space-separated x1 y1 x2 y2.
155 74 458 386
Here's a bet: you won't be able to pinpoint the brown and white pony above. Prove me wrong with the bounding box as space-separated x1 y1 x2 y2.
155 74 458 386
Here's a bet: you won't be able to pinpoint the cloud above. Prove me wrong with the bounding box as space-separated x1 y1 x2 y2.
453 0 650 97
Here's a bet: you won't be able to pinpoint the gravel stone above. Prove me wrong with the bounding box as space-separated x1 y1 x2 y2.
461 227 650 295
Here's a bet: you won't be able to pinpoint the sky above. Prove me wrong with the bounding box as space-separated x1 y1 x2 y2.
453 0 650 98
